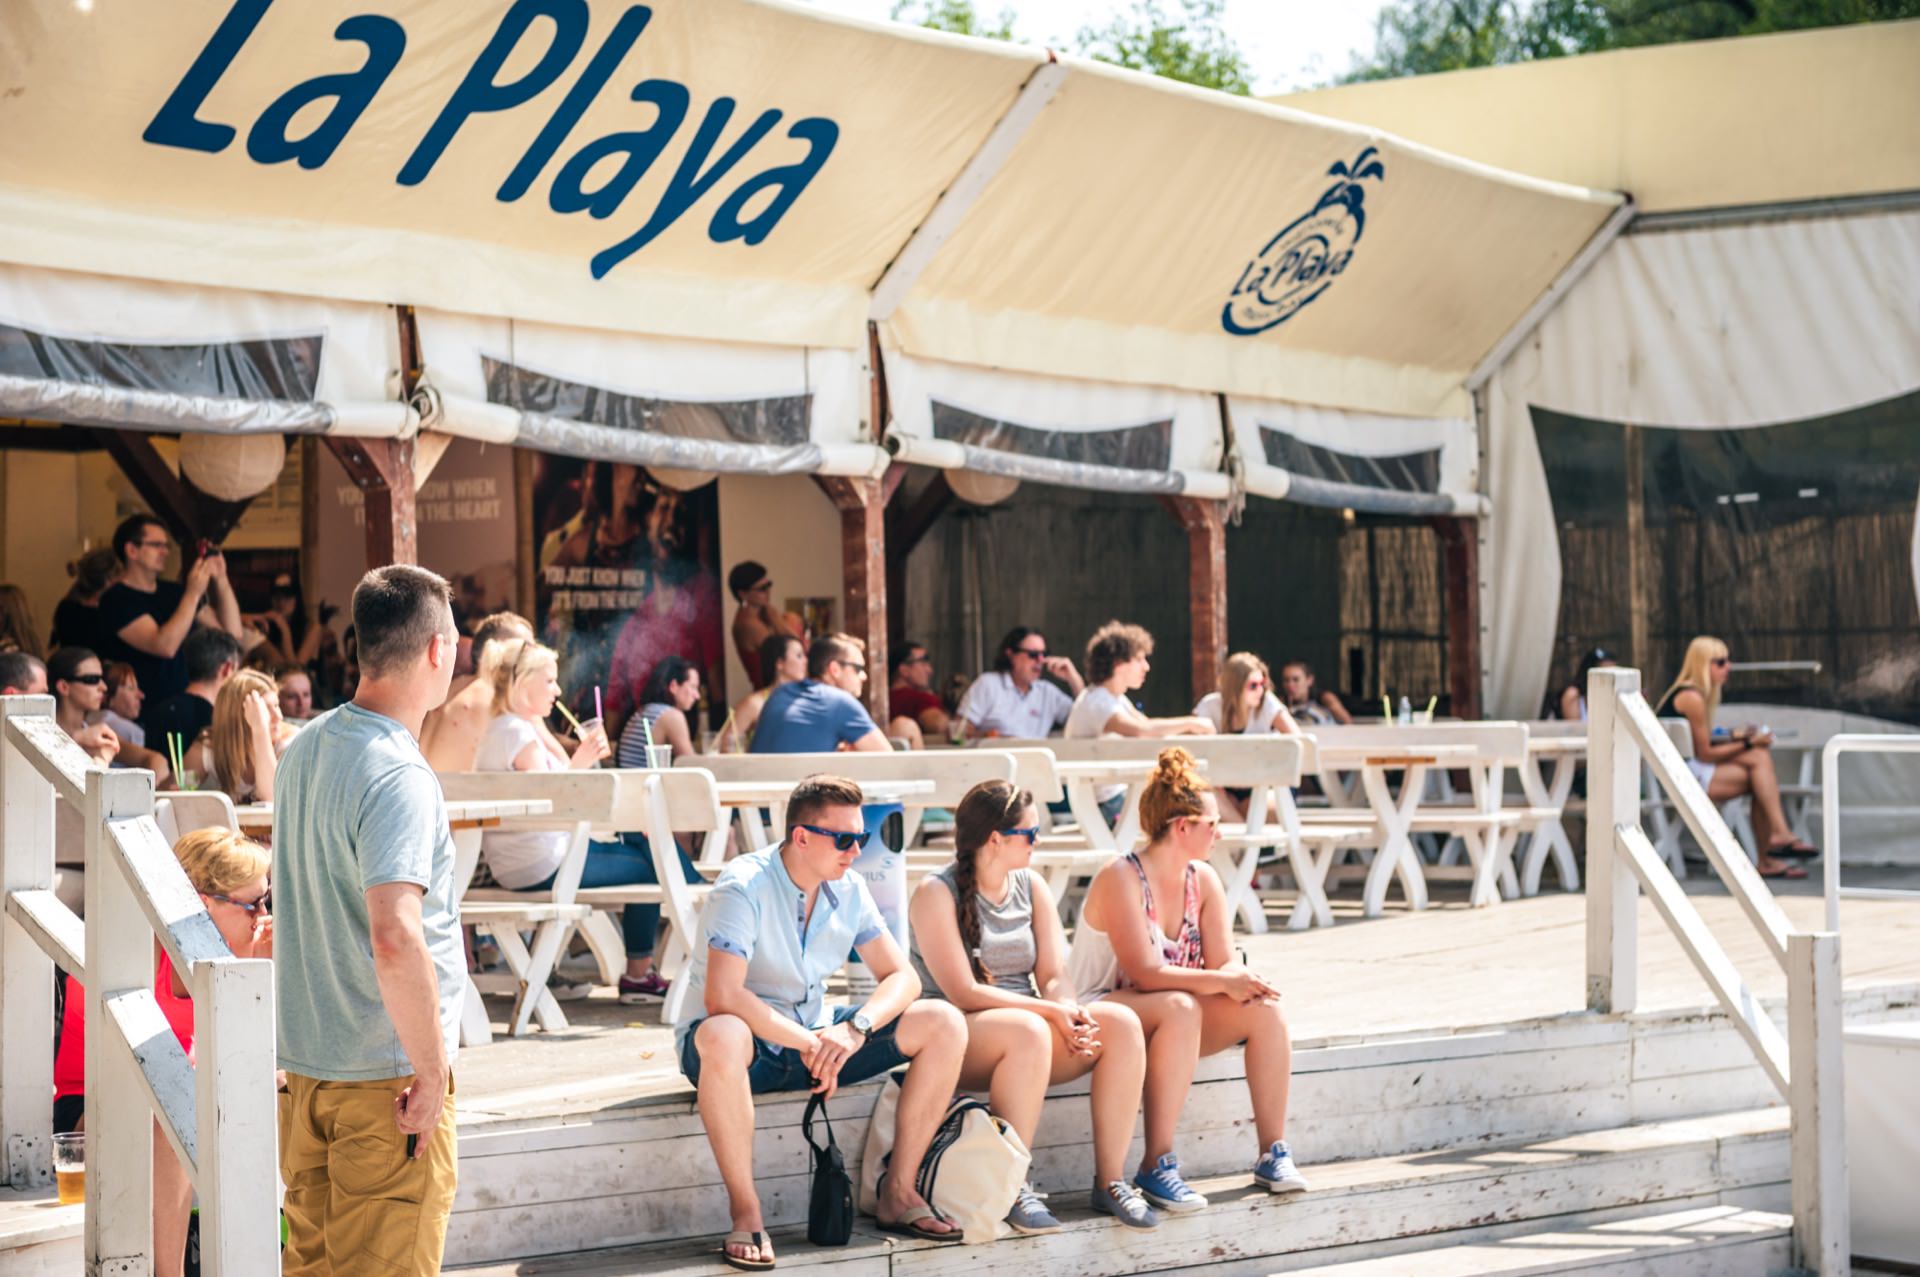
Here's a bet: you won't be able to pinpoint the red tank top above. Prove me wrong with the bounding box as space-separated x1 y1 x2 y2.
54 950 196 1100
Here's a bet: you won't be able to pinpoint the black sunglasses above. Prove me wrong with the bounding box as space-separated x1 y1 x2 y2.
1017 647 1048 661
793 823 867 852
65 673 106 686
205 889 270 915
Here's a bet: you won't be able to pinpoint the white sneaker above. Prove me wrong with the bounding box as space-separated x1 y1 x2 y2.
546 975 593 1002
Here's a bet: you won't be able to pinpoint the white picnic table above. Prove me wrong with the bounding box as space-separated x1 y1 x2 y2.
1311 743 1480 917
1055 758 1157 853
716 777 937 852
1518 735 1586 895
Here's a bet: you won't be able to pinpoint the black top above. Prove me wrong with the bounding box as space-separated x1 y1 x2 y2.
97 581 193 707
50 598 109 656
145 690 214 755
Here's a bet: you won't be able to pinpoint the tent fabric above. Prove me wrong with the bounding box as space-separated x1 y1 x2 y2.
0 261 407 435
418 309 885 477
1276 22 1920 217
0 0 1618 426
1227 396 1480 516
883 350 1230 497
1482 207 1920 719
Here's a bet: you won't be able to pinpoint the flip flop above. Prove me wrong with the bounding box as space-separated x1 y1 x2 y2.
719 1230 776 1271
1758 863 1808 880
874 1204 964 1245
1772 841 1820 859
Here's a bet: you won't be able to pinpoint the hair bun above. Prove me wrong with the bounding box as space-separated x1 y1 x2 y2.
1155 746 1201 786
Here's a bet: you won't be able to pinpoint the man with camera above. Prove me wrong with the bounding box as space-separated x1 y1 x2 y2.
96 513 245 733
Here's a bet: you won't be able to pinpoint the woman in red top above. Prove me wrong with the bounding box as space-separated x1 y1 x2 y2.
55 827 272 1277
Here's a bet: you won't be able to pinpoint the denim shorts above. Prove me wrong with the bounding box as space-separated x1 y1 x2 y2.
679 1005 908 1093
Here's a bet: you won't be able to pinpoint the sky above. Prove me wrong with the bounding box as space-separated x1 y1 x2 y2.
803 0 1393 95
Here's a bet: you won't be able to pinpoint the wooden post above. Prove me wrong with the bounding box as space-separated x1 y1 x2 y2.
1585 666 1640 1013
195 958 280 1277
84 769 157 1272
814 476 889 723
1623 425 1650 667
1161 496 1227 703
1433 517 1483 720
1788 931 1849 1275
0 697 56 1189
325 437 419 567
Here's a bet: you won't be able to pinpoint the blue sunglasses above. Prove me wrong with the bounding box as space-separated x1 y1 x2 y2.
793 823 868 852
1000 826 1040 845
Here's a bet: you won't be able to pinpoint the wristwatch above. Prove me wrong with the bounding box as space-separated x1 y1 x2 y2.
849 1011 873 1040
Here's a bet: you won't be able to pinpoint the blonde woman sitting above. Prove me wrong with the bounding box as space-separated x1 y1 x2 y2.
192 668 298 804
1192 651 1299 820
909 780 1156 1232
1067 747 1309 1213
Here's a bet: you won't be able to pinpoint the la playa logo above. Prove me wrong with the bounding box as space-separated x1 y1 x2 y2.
1222 147 1384 336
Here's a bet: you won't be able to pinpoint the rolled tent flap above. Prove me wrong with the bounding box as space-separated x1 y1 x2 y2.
0 261 409 436
1228 396 1483 516
415 309 887 478
883 350 1231 498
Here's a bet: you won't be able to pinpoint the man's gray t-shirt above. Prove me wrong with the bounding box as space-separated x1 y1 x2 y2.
274 703 462 1080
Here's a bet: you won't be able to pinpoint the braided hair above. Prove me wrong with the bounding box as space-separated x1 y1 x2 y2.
951 779 1034 983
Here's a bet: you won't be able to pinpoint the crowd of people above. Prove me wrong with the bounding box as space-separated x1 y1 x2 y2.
14 529 1821 1274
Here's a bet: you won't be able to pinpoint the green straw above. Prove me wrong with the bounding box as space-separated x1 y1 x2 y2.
1425 694 1438 716
1382 695 1392 721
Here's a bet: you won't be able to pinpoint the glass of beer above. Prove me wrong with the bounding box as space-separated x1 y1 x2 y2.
53 1132 84 1205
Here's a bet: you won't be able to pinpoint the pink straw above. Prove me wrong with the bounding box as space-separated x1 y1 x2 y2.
594 686 604 723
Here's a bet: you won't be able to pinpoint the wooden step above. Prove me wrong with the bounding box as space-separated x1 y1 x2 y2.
449 1107 1789 1275
1282 1203 1792 1276
0 1186 83 1277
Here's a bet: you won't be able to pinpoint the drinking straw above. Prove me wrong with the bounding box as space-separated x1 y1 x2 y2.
716 705 738 753
1382 695 1392 721
167 733 183 787
594 686 604 723
554 699 585 734
1425 694 1438 716
642 713 655 751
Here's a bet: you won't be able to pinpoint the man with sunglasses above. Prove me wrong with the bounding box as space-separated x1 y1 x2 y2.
675 775 968 1268
750 633 892 755
957 626 1085 740
96 513 244 717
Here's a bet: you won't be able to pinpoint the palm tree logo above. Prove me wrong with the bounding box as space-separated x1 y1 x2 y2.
1223 147 1385 336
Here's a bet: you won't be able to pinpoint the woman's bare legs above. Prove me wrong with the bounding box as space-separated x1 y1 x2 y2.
1105 989 1202 1172
955 1008 1054 1149
1712 746 1799 873
1196 995 1292 1151
1052 1000 1147 1185
154 1119 193 1277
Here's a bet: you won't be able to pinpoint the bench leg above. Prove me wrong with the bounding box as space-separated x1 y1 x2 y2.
1465 829 1501 908
580 911 627 987
494 923 570 1037
459 974 492 1048
1212 843 1268 934
1286 841 1336 930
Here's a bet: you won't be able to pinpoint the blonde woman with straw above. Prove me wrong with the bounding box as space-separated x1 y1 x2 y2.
1657 636 1817 879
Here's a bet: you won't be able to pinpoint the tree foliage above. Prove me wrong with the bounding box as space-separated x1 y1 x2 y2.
1075 0 1255 95
1343 0 1920 81
887 0 1018 42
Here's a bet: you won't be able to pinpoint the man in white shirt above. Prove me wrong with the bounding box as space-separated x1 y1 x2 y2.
958 626 1084 739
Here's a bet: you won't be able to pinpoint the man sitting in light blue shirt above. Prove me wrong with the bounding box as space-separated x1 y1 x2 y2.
675 775 967 1267
749 633 892 754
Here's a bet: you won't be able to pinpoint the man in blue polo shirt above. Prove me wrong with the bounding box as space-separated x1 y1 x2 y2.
750 633 891 754
675 775 967 1268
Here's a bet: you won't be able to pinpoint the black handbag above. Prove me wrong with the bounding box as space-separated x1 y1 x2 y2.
802 1094 854 1246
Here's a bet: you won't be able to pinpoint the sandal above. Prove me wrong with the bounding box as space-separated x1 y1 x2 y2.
874 1204 964 1244
1771 840 1820 859
1758 862 1808 880
720 1229 776 1271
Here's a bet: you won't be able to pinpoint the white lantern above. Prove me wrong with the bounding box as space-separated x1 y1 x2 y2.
946 469 1020 506
178 433 288 501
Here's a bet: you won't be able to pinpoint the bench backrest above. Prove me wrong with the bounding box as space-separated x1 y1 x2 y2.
1000 748 1065 803
1000 735 1306 789
1302 721 1531 767
438 768 728 835
155 791 239 844
680 750 1015 808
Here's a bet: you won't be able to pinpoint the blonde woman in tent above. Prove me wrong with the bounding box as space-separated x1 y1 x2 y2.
1657 636 1817 879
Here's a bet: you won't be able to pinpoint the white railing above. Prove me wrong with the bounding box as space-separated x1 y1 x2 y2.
1822 735 1920 930
0 696 278 1275
1587 668 1849 1276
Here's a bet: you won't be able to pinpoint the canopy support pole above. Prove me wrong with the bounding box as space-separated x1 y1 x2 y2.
326 438 418 568
1162 496 1227 705
1433 516 1482 720
90 430 253 547
884 472 953 652
814 476 890 725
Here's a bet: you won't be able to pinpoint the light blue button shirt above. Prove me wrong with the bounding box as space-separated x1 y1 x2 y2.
673 846 887 1051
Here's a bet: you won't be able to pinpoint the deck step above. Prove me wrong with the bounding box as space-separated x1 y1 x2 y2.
451 1107 1790 1276
0 1186 84 1277
1282 1203 1792 1275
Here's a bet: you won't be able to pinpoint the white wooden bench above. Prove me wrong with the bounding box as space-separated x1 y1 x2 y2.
680 748 1015 849
437 769 721 1039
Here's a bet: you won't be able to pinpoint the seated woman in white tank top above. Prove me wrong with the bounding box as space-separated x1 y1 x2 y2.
1067 747 1311 1210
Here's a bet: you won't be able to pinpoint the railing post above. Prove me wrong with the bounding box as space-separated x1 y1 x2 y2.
84 769 157 1272
1788 931 1849 1275
195 958 281 1277
0 696 57 1189
1586 667 1640 1012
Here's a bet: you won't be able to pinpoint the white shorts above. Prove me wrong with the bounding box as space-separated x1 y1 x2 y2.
1686 757 1717 788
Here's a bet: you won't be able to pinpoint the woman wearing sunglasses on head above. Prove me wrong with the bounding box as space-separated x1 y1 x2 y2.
53 827 272 1277
1657 635 1817 878
908 780 1155 1233
1191 652 1301 821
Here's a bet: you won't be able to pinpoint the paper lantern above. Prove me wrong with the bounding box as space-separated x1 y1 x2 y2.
946 469 1019 506
647 466 718 492
178 433 287 501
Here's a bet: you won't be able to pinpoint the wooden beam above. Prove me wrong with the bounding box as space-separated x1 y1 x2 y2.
882 470 952 651
1161 496 1227 703
325 437 418 567
0 424 104 453
813 475 889 723
1433 516 1483 721
1624 424 1649 669
91 430 253 546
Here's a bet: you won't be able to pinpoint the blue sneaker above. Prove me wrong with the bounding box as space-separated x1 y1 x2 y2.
1133 1152 1209 1213
1254 1140 1310 1194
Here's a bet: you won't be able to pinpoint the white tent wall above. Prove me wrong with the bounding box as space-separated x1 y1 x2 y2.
415 309 884 476
1227 396 1480 517
0 261 408 435
1483 204 1920 724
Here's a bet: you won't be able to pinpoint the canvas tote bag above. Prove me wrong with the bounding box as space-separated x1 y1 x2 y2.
858 1076 1030 1243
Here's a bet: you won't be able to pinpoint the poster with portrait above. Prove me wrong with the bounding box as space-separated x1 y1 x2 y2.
531 457 723 739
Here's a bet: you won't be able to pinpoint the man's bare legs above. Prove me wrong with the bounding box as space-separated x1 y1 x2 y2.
877 1000 966 1232
693 1015 775 1266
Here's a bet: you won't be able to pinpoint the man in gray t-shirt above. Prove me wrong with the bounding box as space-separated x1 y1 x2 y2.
274 565 463 1275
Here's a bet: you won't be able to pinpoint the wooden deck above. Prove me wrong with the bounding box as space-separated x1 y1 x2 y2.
455 886 1920 1123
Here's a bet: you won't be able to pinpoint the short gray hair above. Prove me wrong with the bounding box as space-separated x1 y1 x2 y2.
352 565 454 679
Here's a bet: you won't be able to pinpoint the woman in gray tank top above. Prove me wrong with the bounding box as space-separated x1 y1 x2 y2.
907 780 1158 1234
